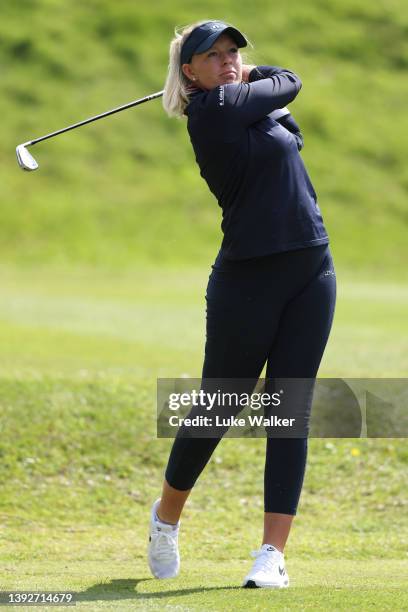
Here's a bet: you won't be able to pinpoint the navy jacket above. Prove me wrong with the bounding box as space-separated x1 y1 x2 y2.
184 65 329 259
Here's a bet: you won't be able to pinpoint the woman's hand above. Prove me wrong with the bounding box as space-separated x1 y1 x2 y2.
241 64 257 82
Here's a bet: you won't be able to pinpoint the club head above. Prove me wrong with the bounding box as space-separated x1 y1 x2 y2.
16 143 39 171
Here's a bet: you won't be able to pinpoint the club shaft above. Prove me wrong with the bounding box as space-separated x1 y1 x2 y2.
28 90 164 147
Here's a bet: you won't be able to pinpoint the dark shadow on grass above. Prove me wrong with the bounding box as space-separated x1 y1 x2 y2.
76 578 242 602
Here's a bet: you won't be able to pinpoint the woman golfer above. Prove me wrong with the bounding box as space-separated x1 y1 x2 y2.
148 20 336 588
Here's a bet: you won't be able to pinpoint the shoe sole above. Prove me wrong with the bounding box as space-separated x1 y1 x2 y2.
243 579 289 588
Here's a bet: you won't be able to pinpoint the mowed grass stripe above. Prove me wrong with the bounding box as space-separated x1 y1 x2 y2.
1 560 407 611
0 267 407 376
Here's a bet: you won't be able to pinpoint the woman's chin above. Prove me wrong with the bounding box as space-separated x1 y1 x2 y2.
220 75 240 85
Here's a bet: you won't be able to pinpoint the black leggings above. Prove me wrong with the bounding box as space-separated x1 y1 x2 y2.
165 244 336 514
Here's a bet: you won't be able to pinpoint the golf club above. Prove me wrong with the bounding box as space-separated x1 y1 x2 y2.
16 89 164 171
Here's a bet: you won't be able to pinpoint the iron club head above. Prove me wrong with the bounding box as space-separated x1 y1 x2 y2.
16 143 39 171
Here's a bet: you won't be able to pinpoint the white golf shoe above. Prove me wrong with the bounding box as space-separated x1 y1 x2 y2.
242 544 289 588
148 498 180 579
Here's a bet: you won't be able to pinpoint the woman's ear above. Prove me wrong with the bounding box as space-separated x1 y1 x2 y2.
182 63 196 82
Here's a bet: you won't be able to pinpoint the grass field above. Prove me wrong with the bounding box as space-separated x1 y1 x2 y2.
2 1 408 608
0 265 407 610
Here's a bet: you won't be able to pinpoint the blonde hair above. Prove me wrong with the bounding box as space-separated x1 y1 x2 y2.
163 20 252 119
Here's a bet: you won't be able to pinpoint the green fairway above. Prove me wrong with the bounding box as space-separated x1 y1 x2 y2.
1 265 408 378
0 265 407 610
2 560 407 610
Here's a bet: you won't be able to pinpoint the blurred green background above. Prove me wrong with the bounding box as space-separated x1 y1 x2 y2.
2 0 407 275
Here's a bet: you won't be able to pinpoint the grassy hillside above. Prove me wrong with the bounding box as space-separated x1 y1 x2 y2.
1 0 407 275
